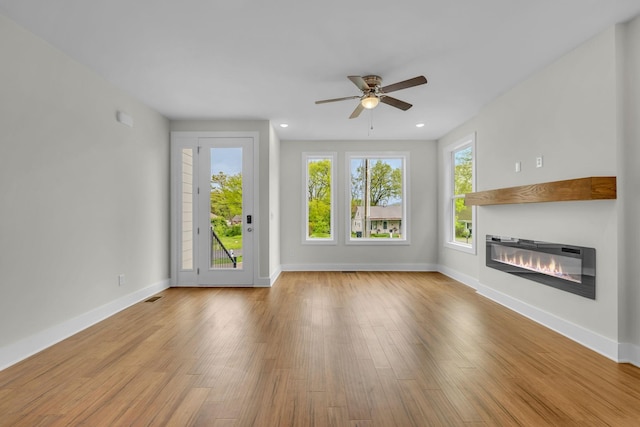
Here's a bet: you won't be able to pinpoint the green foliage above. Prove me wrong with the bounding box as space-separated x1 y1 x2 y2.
225 224 242 237
351 159 402 207
307 159 332 237
217 234 242 250
308 199 331 237
454 147 472 195
454 202 472 236
307 159 331 202
453 146 473 244
211 171 243 222
211 217 228 236
212 218 241 236
370 233 400 238
455 197 466 215
350 199 361 219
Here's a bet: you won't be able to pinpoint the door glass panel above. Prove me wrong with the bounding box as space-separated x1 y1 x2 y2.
181 148 193 271
209 148 243 270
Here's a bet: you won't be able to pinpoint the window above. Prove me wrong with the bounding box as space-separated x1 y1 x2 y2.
347 153 408 244
444 133 475 253
303 153 336 243
181 148 194 270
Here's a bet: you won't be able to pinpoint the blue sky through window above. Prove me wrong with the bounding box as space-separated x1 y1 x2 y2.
211 148 242 177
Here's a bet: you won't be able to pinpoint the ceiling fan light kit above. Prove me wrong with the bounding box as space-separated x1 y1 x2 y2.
361 94 379 109
316 74 427 119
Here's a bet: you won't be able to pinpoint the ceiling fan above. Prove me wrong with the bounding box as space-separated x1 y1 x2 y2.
315 75 427 119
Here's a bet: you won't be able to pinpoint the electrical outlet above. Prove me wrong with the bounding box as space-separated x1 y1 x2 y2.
536 156 543 168
118 274 125 286
515 161 521 173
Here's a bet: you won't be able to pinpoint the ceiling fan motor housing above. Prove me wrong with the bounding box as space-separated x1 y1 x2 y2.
362 75 383 91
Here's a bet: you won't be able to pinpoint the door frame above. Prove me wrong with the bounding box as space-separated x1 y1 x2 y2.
170 131 260 287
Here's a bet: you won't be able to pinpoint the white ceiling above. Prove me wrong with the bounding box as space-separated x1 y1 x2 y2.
1 1 639 141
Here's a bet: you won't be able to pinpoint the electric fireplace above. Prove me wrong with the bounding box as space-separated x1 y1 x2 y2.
486 235 596 299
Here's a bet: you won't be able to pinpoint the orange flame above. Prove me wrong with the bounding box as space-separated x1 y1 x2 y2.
494 247 579 283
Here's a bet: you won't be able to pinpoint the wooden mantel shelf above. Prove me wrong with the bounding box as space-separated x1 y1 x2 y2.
465 176 617 206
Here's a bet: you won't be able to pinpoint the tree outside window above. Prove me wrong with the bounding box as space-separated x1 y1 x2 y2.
305 154 335 242
349 155 406 241
452 145 473 245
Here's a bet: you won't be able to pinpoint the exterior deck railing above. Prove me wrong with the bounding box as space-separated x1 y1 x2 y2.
211 228 237 268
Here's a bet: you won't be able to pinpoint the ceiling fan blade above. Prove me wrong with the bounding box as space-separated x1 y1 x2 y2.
349 103 365 119
315 95 360 104
380 76 427 93
348 76 370 92
380 96 412 111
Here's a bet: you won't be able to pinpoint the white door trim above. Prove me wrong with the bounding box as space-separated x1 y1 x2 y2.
170 131 260 287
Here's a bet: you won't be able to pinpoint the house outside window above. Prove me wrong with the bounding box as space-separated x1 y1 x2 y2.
347 153 408 244
444 133 476 253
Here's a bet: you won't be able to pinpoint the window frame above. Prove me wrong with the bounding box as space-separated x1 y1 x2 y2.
443 133 476 254
345 152 410 246
302 152 337 245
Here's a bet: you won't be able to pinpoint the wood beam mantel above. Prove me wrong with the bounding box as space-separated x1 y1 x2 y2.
465 176 617 206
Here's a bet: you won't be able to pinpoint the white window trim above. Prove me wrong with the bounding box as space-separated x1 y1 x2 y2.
302 152 337 245
443 133 476 254
345 152 410 246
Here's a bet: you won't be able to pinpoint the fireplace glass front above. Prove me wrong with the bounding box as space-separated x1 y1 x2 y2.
486 235 595 299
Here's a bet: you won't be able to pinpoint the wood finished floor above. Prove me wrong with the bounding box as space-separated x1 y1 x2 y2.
2 272 640 426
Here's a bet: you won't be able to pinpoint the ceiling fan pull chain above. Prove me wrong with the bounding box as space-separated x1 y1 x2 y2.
368 110 374 135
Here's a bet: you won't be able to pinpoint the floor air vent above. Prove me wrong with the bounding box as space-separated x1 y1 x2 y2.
145 296 162 303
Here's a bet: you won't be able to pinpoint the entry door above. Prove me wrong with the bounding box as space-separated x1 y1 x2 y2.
197 137 253 285
171 133 255 287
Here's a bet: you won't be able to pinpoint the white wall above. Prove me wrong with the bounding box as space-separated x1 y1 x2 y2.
269 125 281 279
438 26 624 359
620 16 640 359
280 140 438 270
0 15 170 367
169 120 277 283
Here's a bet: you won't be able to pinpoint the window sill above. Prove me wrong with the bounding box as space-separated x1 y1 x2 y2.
346 238 410 246
444 241 476 255
302 239 337 245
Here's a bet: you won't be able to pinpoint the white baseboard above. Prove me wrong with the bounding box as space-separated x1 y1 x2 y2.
0 279 170 372
476 281 620 362
253 276 273 287
269 266 282 285
280 263 438 272
619 342 640 367
176 282 273 288
438 265 480 290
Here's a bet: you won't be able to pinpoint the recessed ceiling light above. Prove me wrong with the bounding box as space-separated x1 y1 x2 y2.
416 123 425 128
279 123 289 128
